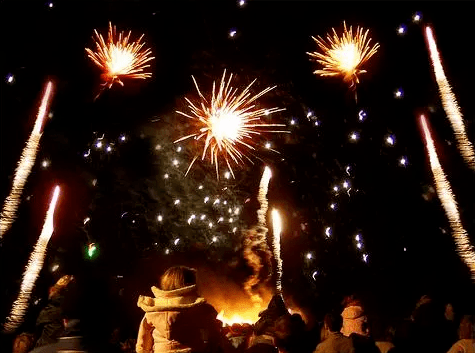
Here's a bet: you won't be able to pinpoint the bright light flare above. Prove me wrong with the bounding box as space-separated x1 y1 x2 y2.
85 22 154 94
307 21 379 89
271 209 283 294
425 26 475 170
1 81 54 237
175 70 286 178
4 186 61 332
420 115 475 280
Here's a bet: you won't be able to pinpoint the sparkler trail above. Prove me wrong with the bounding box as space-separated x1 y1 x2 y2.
85 22 154 100
4 186 61 332
307 21 379 101
175 70 286 178
243 166 273 304
420 115 475 280
424 26 475 170
1 81 54 237
271 209 283 294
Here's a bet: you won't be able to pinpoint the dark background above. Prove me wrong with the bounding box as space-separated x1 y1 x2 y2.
1 0 474 348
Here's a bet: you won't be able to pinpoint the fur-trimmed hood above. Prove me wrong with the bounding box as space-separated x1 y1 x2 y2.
137 285 206 313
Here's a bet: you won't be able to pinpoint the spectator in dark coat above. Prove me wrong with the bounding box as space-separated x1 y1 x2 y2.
33 275 74 348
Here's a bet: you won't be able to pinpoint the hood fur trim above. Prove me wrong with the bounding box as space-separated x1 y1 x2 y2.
137 285 206 312
151 284 197 298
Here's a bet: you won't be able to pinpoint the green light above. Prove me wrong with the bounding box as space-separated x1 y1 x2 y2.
86 243 99 259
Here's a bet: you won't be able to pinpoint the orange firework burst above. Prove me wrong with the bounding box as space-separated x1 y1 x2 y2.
175 70 286 178
307 21 379 89
85 22 154 94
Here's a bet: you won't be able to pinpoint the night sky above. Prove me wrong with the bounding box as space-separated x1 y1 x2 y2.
1 0 475 343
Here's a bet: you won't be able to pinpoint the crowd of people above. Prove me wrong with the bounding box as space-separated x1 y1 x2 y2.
7 266 475 353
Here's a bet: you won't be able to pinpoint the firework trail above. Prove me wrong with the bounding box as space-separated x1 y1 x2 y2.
424 26 475 170
4 186 61 332
420 115 475 280
307 21 379 102
271 209 283 294
85 22 154 100
175 70 286 178
243 166 274 305
1 81 54 237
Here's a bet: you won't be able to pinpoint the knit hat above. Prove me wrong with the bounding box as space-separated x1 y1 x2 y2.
341 306 367 337
341 305 365 320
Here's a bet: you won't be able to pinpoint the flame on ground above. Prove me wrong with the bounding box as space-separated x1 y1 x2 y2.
216 306 266 327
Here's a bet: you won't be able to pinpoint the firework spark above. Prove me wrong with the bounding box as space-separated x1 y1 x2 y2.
307 21 379 91
1 81 54 237
420 115 475 280
175 70 286 178
85 22 154 97
271 209 283 294
4 186 61 332
243 166 274 305
425 26 475 170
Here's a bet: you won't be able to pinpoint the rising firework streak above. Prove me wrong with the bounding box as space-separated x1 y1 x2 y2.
4 186 61 332
0 81 54 237
424 26 475 170
420 115 475 280
243 166 273 304
271 209 283 294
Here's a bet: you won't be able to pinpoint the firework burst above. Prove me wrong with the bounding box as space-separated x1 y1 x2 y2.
307 21 379 91
85 22 154 98
4 186 60 332
175 70 286 178
420 115 475 280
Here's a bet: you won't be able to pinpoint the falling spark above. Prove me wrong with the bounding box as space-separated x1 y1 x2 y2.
4 186 61 332
307 21 379 100
243 166 273 305
425 26 475 170
175 70 286 178
420 115 475 280
85 22 154 99
1 81 54 237
271 209 283 294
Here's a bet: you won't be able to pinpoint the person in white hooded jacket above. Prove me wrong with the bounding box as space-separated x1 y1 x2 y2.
136 266 235 353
